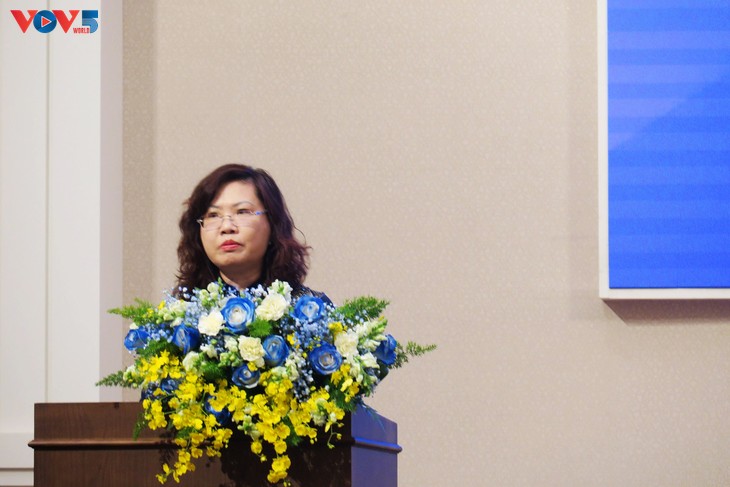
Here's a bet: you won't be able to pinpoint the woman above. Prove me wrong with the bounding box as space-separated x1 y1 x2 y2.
176 164 313 296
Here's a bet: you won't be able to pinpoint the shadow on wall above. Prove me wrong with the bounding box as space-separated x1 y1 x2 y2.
606 299 730 325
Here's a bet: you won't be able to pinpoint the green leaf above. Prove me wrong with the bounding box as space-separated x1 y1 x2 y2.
108 299 157 323
391 341 437 369
200 360 227 383
96 370 126 387
137 339 179 360
247 318 273 338
337 296 389 322
283 417 303 446
132 412 146 440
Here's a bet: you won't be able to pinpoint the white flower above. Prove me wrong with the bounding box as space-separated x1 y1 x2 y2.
169 299 187 315
283 356 300 380
238 336 265 367
200 343 218 358
349 360 363 381
334 331 359 359
360 352 378 369
123 364 135 381
182 351 199 371
224 335 239 352
255 293 289 321
198 310 224 335
268 280 293 303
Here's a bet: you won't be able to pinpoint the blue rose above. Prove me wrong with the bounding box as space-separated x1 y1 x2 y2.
292 296 325 322
124 328 149 351
309 343 342 375
221 297 256 334
171 325 201 355
204 398 232 426
263 335 289 367
140 383 156 400
231 365 261 389
159 378 180 394
140 378 179 400
374 334 397 366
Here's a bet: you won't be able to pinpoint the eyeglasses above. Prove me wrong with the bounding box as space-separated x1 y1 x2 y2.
197 209 267 231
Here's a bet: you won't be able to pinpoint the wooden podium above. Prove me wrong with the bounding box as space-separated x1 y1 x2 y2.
29 402 400 487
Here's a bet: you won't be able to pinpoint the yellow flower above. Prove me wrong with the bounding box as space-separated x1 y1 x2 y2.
251 441 263 454
145 399 167 430
274 422 290 439
267 455 292 484
274 440 287 454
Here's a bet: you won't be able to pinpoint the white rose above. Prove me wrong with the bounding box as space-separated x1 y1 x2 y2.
198 310 224 336
255 293 289 321
334 331 359 359
238 336 265 367
182 351 199 371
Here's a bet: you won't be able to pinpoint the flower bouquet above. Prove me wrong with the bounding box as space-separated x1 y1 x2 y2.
98 280 434 485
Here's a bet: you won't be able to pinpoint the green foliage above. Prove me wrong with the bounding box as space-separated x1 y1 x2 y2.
137 339 179 360
328 382 348 410
177 427 195 441
200 360 226 383
391 341 437 369
288 433 303 447
132 412 147 440
283 417 303 447
108 299 156 323
96 370 126 387
337 296 389 322
97 340 180 389
328 384 358 413
247 318 273 338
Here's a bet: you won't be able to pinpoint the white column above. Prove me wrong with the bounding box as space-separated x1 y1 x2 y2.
0 3 49 485
0 1 122 484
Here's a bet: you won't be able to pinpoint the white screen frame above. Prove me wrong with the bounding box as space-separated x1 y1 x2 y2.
597 0 730 300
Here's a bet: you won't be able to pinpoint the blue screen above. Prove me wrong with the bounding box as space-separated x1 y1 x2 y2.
608 1 730 288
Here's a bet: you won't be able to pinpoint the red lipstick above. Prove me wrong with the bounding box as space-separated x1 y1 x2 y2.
220 240 240 251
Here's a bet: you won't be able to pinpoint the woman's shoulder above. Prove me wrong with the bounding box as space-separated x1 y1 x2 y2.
292 285 333 305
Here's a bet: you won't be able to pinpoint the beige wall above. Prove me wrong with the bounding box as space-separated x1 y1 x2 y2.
123 2 730 486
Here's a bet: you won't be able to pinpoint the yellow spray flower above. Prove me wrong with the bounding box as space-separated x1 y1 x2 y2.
251 440 263 454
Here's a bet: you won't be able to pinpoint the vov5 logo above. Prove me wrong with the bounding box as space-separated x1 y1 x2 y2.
11 10 99 34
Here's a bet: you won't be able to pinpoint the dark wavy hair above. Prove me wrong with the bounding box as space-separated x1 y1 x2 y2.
176 164 310 292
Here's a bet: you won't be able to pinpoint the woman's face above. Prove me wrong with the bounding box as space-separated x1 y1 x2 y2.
199 180 271 288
